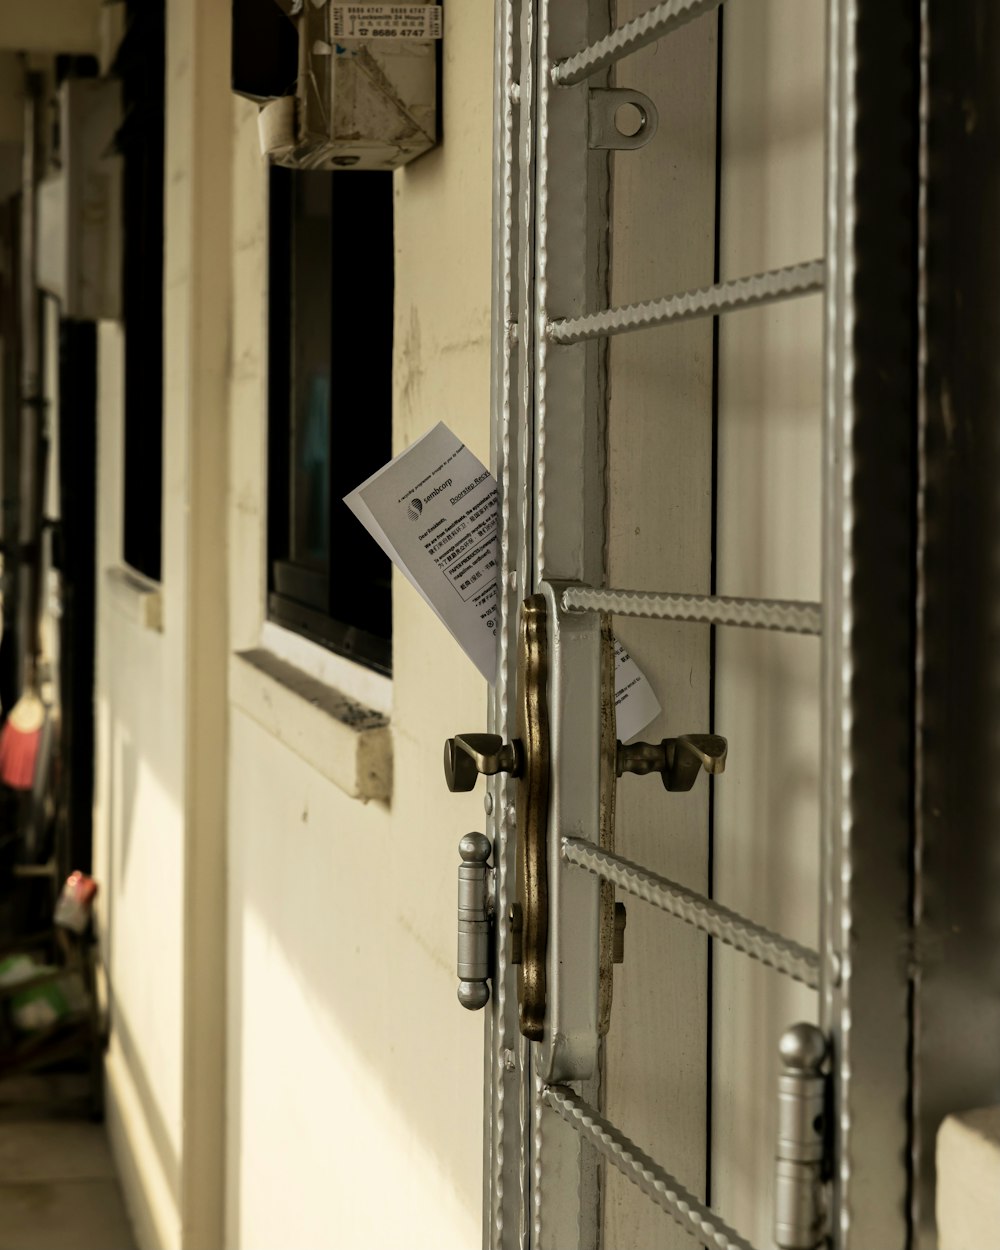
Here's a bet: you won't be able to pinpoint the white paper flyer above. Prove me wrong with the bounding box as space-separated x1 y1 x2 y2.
344 422 660 740
613 639 662 742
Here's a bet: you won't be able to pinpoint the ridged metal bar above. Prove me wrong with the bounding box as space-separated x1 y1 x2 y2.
821 2 920 1244
561 586 822 635
541 1085 759 1250
562 838 821 989
487 0 516 1242
547 260 824 344
551 0 727 86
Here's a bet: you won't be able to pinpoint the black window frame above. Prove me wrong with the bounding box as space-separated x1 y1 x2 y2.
266 166 394 676
116 0 165 582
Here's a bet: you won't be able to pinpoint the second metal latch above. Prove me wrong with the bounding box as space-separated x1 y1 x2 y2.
617 733 728 791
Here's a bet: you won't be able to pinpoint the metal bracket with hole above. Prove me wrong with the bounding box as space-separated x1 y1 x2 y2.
588 87 659 151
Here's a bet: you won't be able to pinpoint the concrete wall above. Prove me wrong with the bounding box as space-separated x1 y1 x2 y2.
94 0 490 1247
223 3 491 1244
95 0 230 1244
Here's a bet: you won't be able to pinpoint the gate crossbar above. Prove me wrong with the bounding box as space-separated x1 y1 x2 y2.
561 587 822 635
551 0 728 86
542 1085 759 1250
562 838 821 989
547 260 824 344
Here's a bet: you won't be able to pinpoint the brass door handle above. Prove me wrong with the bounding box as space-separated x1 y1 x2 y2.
443 734 523 792
617 733 728 791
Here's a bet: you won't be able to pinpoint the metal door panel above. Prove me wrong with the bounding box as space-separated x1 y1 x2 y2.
479 2 922 1247
601 8 718 1246
533 0 611 590
539 583 602 1083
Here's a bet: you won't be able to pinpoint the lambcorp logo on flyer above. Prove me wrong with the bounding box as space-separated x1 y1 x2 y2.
406 496 423 521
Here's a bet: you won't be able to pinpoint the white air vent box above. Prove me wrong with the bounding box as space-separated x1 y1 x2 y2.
236 1 440 171
37 78 122 321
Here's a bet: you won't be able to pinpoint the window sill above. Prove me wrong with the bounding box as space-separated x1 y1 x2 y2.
104 566 163 632
230 648 391 802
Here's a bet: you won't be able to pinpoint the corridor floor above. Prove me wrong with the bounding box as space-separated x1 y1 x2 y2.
0 1075 136 1250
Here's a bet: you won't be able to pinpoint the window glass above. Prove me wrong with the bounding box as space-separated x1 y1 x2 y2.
267 166 393 675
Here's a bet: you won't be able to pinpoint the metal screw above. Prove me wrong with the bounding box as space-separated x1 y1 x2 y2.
484 792 494 816
503 1048 516 1072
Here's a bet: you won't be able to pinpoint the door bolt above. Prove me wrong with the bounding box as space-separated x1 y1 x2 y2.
774 1023 829 1249
457 832 493 1011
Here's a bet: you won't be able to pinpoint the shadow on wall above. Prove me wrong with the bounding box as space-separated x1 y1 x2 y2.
110 1000 182 1209
101 717 182 1195
226 711 480 1249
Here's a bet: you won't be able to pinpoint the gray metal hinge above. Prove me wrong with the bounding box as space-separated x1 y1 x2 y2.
774 1023 830 1250
457 832 494 1009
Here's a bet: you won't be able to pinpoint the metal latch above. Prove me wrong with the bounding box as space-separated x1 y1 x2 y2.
617 733 728 791
444 596 551 1040
445 596 726 1039
457 832 494 1010
444 734 521 792
774 1023 829 1250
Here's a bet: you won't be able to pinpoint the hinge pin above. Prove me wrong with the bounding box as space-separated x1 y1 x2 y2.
457 832 492 1010
774 1022 828 1249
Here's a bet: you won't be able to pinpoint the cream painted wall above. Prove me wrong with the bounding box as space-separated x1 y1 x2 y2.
93 0 490 1242
96 318 188 1250
95 1 229 1247
224 3 492 1248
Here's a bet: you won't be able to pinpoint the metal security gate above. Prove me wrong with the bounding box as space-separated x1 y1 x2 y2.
448 2 918 1246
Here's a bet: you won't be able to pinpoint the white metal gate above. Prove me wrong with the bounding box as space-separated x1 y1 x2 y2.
454 2 918 1246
